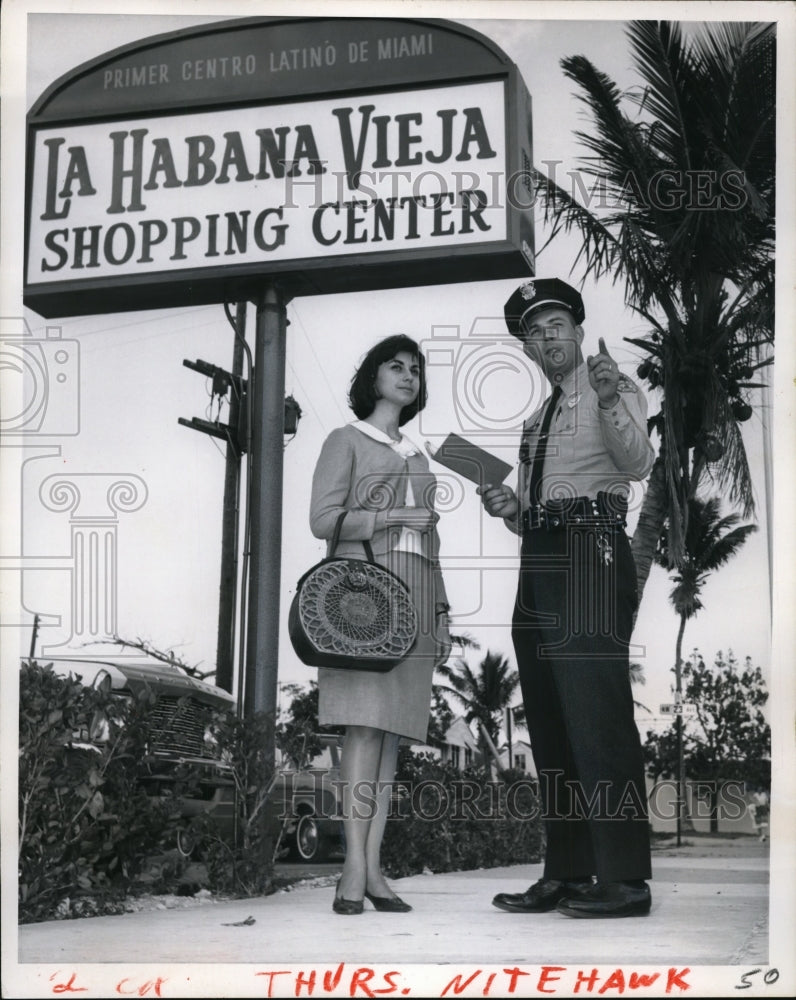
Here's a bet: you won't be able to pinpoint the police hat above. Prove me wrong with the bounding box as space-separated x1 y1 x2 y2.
504 278 585 338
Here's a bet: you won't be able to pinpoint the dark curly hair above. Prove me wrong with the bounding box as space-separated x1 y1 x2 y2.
348 335 427 427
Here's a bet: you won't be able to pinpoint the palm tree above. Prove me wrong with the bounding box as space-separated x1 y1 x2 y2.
435 650 521 769
629 661 650 714
533 20 775 597
654 494 756 837
655 495 757 684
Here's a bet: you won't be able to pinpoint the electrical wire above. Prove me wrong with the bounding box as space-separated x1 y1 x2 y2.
31 305 210 340
288 302 348 425
204 377 228 461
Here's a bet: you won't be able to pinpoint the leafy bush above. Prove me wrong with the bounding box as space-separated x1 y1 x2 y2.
381 749 543 877
18 660 181 923
186 709 276 897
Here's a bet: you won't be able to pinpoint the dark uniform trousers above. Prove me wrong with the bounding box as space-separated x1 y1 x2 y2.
512 522 652 884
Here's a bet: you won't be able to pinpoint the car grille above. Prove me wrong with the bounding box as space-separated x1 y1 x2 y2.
149 695 210 758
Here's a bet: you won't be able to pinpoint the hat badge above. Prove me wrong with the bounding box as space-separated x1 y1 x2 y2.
520 280 536 300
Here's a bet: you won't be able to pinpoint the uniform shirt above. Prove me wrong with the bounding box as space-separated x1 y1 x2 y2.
508 361 654 530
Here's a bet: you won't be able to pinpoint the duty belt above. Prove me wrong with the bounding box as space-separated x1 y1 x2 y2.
521 492 628 532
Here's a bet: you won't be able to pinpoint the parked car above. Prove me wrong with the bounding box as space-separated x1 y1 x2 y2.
270 735 410 863
272 734 344 862
23 654 237 857
23 654 347 862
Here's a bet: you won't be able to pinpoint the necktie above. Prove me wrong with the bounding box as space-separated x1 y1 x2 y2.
523 384 563 506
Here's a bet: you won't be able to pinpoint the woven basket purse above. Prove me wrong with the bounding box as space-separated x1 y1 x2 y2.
288 512 418 672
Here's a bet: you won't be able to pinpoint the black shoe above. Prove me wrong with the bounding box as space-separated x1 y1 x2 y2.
365 890 412 913
492 878 593 913
333 880 364 915
333 894 364 915
556 881 651 918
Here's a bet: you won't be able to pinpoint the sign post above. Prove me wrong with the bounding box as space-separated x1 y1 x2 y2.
244 283 288 719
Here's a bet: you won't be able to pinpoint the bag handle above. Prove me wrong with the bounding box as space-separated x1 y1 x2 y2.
329 510 376 563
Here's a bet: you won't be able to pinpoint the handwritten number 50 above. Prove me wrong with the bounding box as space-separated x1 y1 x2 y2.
736 968 779 990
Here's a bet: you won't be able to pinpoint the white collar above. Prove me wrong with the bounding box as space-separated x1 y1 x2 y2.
352 420 420 458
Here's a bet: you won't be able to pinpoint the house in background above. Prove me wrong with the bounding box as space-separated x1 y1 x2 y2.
425 722 538 777
435 716 479 770
499 739 536 776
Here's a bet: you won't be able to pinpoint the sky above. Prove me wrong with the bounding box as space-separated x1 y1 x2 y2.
1 0 791 744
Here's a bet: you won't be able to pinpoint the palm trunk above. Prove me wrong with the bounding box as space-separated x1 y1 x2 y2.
631 453 668 605
674 612 693 834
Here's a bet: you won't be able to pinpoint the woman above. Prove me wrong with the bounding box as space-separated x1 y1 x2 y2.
309 334 451 915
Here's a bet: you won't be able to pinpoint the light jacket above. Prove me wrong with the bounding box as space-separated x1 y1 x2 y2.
309 423 447 601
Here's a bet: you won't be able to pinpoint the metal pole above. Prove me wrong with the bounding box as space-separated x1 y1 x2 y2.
760 342 773 620
215 301 246 694
675 661 684 847
244 282 287 728
676 714 684 847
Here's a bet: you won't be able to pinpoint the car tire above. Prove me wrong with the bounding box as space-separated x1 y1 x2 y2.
293 812 329 862
176 827 198 859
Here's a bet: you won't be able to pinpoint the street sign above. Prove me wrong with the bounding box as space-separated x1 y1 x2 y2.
660 702 697 717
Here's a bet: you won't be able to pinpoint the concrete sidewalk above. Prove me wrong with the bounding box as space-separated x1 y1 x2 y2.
15 839 769 969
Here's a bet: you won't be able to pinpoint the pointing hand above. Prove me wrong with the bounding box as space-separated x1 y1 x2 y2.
587 337 621 406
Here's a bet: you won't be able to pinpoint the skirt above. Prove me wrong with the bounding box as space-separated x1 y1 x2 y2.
318 551 445 743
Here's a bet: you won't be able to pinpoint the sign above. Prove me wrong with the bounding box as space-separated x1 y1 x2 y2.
660 702 698 717
25 17 535 317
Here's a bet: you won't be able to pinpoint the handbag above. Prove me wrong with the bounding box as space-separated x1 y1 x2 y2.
288 512 418 672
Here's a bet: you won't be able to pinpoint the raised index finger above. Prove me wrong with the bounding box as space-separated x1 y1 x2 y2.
598 336 610 357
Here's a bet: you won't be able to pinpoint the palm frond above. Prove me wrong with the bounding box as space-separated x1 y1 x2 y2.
560 54 652 187
532 168 618 281
626 21 696 172
697 395 756 517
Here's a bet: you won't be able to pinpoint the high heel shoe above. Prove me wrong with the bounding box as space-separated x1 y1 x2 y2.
364 890 412 913
333 881 364 915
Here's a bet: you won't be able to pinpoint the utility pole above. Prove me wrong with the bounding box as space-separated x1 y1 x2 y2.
180 297 300 706
214 302 246 693
179 328 248 693
244 281 288 730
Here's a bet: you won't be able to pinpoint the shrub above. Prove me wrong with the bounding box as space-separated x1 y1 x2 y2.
381 749 544 878
18 661 180 923
185 709 277 897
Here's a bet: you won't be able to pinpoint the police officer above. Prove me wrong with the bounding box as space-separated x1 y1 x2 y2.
480 278 655 917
